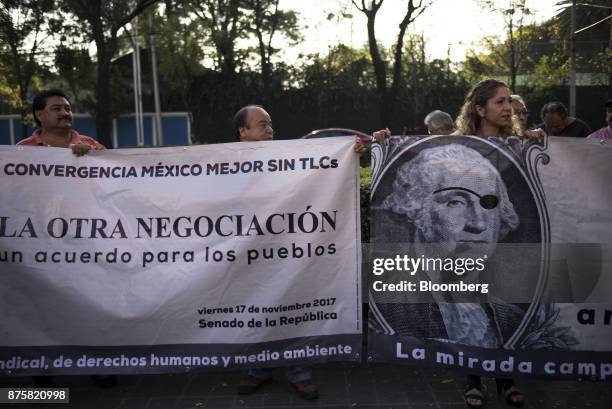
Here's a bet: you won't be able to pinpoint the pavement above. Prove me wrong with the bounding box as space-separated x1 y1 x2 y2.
2 362 611 409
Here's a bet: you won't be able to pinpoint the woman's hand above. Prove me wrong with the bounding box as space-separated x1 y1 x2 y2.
524 128 547 139
373 128 391 143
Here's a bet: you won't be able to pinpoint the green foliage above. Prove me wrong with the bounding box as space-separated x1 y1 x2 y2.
2 0 608 143
475 0 535 90
352 0 434 128
360 165 372 188
460 1 610 96
525 52 571 92
299 45 375 111
399 35 470 132
555 0 611 42
360 166 372 243
156 9 207 92
589 49 612 85
242 0 303 104
243 0 302 53
0 0 54 115
59 0 157 40
54 45 95 111
184 0 246 75
52 0 158 146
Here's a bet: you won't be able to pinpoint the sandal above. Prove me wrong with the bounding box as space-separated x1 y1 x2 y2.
464 383 484 409
497 379 524 407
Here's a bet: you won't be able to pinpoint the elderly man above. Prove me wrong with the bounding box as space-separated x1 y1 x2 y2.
587 98 612 140
424 110 455 135
538 101 591 138
233 104 274 142
232 105 364 400
18 89 105 154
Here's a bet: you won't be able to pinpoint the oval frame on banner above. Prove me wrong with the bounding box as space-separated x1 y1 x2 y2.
368 134 551 348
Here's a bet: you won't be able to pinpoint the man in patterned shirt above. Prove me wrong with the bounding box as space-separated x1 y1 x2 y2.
20 89 113 389
18 89 105 155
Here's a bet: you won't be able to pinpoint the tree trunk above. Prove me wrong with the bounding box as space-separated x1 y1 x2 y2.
365 14 388 126
387 11 411 132
509 17 517 91
255 28 272 106
20 107 29 140
19 80 29 138
260 55 272 107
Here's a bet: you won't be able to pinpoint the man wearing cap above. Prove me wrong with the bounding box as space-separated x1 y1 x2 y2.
587 98 612 140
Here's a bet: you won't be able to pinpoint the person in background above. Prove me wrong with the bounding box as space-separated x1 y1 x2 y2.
510 95 529 132
511 94 547 139
424 110 456 135
538 101 591 138
233 105 365 401
586 98 612 140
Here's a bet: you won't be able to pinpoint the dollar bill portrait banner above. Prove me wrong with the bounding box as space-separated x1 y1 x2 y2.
368 135 612 381
0 137 362 376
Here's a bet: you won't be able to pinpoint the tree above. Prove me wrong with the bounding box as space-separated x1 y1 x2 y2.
0 0 54 137
554 0 611 44
478 0 534 91
156 6 207 110
299 45 375 127
54 44 96 112
59 0 158 147
352 0 432 128
555 0 611 85
188 0 244 83
462 1 611 92
397 34 469 133
243 0 300 106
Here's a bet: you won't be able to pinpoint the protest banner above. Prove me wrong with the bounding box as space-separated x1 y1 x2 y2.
0 137 362 376
367 135 612 381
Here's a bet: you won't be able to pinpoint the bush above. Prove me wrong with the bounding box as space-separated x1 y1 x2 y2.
360 166 371 243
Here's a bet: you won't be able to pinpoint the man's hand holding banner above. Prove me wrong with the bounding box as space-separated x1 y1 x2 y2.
0 138 362 376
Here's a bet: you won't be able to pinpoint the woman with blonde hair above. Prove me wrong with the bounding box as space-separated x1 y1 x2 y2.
453 78 526 408
371 78 532 408
455 79 544 141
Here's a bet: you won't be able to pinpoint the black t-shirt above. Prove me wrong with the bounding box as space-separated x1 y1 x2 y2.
537 118 591 138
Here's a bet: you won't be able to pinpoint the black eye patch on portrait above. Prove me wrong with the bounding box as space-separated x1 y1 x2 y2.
433 187 499 210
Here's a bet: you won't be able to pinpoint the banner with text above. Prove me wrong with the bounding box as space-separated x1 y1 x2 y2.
368 135 612 381
0 137 362 376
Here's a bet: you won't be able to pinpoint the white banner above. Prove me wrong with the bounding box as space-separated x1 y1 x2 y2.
0 137 362 375
368 135 612 381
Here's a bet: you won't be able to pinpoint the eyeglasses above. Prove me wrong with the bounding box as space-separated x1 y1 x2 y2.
516 110 529 117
